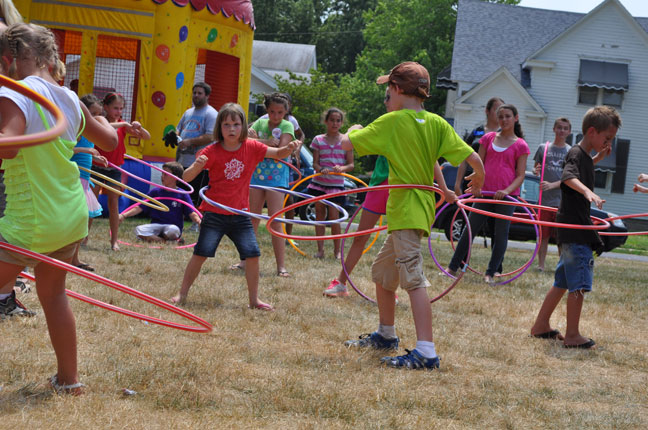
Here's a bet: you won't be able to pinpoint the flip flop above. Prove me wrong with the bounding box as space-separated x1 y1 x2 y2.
532 329 562 340
277 270 291 278
229 263 244 271
75 263 95 272
248 303 275 311
564 338 596 349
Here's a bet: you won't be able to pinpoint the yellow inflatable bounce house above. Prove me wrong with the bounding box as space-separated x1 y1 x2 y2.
13 0 255 161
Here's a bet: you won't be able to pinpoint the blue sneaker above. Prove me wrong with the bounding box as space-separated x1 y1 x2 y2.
344 332 399 350
381 349 440 370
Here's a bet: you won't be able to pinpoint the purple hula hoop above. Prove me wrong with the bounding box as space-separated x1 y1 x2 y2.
111 154 194 194
341 205 474 304
429 192 539 286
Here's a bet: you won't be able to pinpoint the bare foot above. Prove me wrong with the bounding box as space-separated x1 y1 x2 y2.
314 252 324 259
169 294 186 305
111 243 120 251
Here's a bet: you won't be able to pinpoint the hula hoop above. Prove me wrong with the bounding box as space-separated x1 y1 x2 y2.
117 197 202 249
282 172 375 256
447 192 539 280
599 212 648 236
114 154 194 195
538 141 549 217
0 75 68 149
267 184 443 241
278 158 302 186
200 185 349 226
431 193 540 286
456 198 610 230
80 166 169 212
2 244 212 333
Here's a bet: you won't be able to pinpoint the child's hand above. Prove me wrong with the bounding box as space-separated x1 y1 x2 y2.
465 170 484 196
88 148 100 157
320 167 331 174
118 214 125 224
93 155 108 167
286 140 298 153
633 183 648 193
348 124 363 132
585 189 605 209
493 190 507 200
638 173 648 183
248 129 258 138
443 189 458 204
533 164 541 176
194 155 208 169
332 165 343 173
539 181 554 191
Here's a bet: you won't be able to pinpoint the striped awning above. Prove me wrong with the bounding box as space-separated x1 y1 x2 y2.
578 60 628 91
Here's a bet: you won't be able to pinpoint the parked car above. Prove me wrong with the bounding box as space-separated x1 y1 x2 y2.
290 146 362 221
433 163 628 253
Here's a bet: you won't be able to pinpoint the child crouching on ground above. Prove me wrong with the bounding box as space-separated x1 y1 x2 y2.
530 106 621 348
170 103 297 310
119 161 201 243
341 62 484 369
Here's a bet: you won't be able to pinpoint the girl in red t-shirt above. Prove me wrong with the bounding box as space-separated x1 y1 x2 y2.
91 93 150 251
170 103 297 310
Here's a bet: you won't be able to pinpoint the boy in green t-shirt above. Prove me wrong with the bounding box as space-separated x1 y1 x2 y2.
341 62 485 370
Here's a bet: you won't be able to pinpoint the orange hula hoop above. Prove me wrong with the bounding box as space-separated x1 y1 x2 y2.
0 75 68 149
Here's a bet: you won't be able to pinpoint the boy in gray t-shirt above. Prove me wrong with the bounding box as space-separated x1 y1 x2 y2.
532 117 571 271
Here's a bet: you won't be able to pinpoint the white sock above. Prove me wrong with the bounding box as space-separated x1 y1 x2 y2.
0 292 11 300
377 324 396 339
415 340 437 358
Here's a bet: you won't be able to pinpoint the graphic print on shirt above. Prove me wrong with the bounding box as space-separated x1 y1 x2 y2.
224 158 244 180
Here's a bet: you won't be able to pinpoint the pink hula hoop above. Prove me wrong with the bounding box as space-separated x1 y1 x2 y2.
111 154 194 194
118 197 202 249
3 243 212 333
278 158 302 186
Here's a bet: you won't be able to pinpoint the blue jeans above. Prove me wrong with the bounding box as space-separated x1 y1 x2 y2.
448 200 515 277
193 212 261 259
553 243 593 293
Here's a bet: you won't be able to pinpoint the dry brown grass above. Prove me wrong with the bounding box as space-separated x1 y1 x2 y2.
1 218 647 429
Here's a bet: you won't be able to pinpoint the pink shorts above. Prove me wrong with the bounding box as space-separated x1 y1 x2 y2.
362 180 388 215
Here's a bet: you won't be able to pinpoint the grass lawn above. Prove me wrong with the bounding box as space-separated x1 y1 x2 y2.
1 218 647 429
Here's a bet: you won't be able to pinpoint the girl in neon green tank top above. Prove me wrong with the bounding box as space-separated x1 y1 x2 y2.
0 23 117 395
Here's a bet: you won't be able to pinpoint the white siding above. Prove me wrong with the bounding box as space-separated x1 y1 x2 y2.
527 2 648 216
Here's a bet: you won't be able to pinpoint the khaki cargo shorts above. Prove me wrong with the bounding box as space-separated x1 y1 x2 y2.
371 229 431 292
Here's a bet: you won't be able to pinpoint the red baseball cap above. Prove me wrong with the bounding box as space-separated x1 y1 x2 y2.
376 61 430 99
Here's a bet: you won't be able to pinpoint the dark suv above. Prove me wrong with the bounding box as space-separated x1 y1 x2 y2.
433 164 628 253
290 146 361 221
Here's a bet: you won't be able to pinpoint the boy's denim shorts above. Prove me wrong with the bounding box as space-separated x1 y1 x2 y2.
554 243 593 293
193 212 260 260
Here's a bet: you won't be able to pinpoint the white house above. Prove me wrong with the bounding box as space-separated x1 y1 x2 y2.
249 40 316 113
440 0 648 217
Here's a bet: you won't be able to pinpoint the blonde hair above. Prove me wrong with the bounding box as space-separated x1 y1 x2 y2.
0 23 66 81
0 0 22 26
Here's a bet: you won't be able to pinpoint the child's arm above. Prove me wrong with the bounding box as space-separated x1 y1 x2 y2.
80 105 118 152
265 140 298 159
124 121 151 140
189 211 202 225
331 150 355 174
73 147 100 156
592 145 612 164
0 98 25 159
183 155 208 182
118 206 143 224
634 183 648 193
563 178 605 209
340 124 363 151
312 147 322 173
464 152 484 197
434 162 457 204
495 154 528 199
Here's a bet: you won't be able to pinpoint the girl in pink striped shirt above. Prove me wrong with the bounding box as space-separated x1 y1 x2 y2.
307 108 354 259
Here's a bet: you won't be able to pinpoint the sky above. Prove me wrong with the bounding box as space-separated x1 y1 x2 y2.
517 0 648 17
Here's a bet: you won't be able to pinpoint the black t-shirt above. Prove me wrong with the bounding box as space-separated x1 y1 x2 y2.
556 145 604 250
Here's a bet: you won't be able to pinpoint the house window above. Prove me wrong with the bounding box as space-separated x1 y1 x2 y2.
592 138 630 194
577 59 628 108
